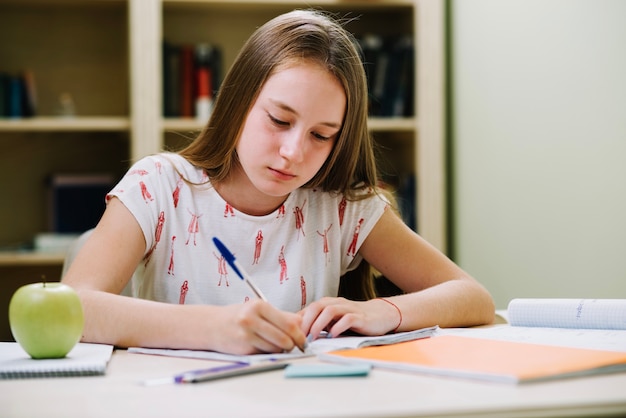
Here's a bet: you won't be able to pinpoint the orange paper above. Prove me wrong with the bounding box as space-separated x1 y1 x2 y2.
322 335 626 384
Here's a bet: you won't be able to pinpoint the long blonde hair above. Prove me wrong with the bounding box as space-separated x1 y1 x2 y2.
179 9 389 299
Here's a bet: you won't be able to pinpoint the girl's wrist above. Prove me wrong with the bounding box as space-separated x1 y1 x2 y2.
376 297 402 333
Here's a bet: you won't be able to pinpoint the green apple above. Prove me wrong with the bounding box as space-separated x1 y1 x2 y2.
8 282 84 359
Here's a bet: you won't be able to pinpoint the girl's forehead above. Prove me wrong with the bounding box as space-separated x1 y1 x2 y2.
269 58 334 79
263 60 343 95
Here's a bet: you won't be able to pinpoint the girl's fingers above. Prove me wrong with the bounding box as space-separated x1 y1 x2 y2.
244 301 306 353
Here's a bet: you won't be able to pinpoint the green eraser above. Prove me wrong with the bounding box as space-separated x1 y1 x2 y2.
284 363 371 378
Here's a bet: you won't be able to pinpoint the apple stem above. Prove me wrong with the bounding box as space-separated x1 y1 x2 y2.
42 275 47 287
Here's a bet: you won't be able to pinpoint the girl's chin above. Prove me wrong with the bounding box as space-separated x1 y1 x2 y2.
252 182 294 200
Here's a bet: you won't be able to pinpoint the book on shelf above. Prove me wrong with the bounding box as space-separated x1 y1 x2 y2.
379 35 414 117
507 298 626 330
0 73 6 117
319 334 626 384
179 45 195 118
162 40 222 120
162 41 181 117
194 43 217 122
20 69 37 117
6 74 23 118
47 173 114 234
378 174 417 232
0 342 113 379
358 34 414 118
396 173 416 231
0 69 37 119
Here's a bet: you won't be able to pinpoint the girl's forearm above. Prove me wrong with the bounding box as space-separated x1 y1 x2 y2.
386 278 495 331
75 289 219 350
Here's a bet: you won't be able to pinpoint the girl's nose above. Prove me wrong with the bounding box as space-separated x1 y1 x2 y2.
279 130 305 163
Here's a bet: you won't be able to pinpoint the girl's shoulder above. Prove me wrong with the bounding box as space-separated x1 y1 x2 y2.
134 153 208 185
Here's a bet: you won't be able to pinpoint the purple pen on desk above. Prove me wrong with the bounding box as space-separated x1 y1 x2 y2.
142 362 288 386
178 362 249 383
142 362 248 386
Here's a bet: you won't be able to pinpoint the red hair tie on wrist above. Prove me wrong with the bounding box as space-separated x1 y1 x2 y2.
377 297 402 333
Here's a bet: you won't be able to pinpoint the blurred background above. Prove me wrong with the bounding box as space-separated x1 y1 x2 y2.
449 0 626 307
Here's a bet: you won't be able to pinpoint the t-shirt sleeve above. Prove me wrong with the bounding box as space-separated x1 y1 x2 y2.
340 191 390 275
106 156 172 256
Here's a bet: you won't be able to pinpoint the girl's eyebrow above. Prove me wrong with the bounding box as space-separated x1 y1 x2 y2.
269 98 342 129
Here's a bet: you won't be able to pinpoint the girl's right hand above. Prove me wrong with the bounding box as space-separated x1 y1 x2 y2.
213 300 307 355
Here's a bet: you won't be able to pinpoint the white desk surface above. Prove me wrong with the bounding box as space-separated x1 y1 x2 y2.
2 334 626 417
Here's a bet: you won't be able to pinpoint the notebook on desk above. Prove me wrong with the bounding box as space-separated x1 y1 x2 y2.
319 334 626 384
129 326 438 364
0 342 113 379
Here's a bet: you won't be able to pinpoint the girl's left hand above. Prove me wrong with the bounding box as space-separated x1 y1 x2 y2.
298 297 401 340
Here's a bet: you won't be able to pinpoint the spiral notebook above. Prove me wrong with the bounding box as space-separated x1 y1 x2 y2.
0 342 113 379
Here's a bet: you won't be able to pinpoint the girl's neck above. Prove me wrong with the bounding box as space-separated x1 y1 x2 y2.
213 170 289 216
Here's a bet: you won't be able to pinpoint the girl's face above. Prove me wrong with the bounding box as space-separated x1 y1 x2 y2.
231 62 346 213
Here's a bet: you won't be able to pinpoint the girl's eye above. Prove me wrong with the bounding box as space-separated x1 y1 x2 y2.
312 132 331 141
269 112 333 141
269 114 289 126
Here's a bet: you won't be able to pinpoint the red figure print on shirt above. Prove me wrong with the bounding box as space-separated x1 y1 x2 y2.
300 276 307 309
155 161 162 174
145 211 165 266
155 211 165 240
276 204 285 218
139 181 154 203
278 245 288 284
185 209 203 245
128 168 149 176
253 230 263 264
172 176 183 208
214 251 229 287
224 203 235 217
293 199 307 239
338 197 347 226
347 218 364 257
317 224 333 266
179 280 189 304
168 235 176 275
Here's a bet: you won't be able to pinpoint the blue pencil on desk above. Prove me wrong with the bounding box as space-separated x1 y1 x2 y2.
212 236 268 301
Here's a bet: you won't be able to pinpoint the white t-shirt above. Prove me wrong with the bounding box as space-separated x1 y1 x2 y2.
107 153 388 312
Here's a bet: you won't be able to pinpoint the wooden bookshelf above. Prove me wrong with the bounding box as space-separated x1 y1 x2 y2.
0 117 130 132
0 1 446 335
0 252 65 267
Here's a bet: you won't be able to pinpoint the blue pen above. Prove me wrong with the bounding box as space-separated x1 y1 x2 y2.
212 236 307 353
212 237 268 301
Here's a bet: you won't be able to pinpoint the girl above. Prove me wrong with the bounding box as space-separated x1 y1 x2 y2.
62 9 494 355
